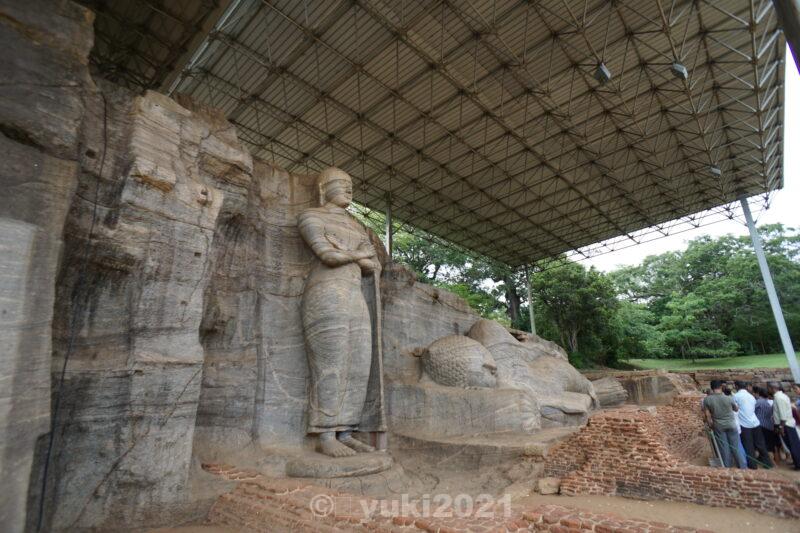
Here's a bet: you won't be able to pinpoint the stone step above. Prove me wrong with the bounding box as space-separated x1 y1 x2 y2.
390 427 580 468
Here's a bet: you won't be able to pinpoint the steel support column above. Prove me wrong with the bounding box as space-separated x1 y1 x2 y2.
385 192 393 260
524 266 537 336
740 197 800 382
772 0 800 74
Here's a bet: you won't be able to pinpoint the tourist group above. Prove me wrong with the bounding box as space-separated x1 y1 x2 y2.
702 381 800 470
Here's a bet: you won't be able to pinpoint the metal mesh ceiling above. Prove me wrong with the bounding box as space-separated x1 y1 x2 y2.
84 0 785 267
76 0 230 90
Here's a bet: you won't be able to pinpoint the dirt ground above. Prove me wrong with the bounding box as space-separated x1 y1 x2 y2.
148 445 800 532
149 489 800 533
512 458 800 532
147 526 239 533
767 459 800 481
515 492 800 532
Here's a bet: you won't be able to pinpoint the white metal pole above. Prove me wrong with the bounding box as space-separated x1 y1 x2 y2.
165 0 248 95
524 266 537 336
740 197 800 382
384 192 393 260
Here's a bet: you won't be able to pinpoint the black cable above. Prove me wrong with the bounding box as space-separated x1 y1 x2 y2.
36 91 108 532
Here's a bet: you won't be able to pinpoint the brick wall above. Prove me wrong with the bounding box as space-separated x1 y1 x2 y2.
544 396 800 518
203 465 713 532
583 368 795 392
688 368 794 392
654 394 710 461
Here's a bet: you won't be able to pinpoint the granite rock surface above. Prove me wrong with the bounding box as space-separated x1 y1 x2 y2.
591 376 629 407
0 2 598 529
0 1 94 531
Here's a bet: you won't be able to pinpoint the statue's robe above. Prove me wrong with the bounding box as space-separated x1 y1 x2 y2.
298 207 386 434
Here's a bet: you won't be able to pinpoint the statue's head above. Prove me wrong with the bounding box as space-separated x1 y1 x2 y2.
319 167 352 208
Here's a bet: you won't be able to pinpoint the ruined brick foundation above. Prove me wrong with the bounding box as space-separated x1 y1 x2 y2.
203 465 714 532
545 395 800 518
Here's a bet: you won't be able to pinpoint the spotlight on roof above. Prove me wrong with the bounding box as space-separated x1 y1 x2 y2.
594 62 612 85
710 165 722 177
671 62 689 80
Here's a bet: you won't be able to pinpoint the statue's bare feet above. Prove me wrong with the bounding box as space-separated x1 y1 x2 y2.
339 434 375 453
318 433 357 457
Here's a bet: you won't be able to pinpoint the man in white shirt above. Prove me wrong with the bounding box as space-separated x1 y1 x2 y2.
768 382 800 470
733 381 773 468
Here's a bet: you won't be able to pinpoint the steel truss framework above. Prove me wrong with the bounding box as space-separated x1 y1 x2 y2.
352 196 771 272
76 0 228 91
83 0 785 267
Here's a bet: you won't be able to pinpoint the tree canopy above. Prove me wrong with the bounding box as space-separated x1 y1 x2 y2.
356 207 799 368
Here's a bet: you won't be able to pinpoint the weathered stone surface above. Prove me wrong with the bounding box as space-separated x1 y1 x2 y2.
390 430 570 471
619 371 693 405
381 284 595 440
1 4 605 529
509 327 569 361
581 369 700 406
541 392 593 414
526 353 598 405
540 393 592 427
0 1 94 531
0 0 94 159
42 86 234 530
381 263 478 382
285 452 393 478
194 161 391 461
469 319 596 425
537 476 561 495
0 141 81 532
195 158 316 457
386 382 539 439
591 376 629 407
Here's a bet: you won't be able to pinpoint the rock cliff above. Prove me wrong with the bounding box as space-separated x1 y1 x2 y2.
0 1 95 530
0 2 595 530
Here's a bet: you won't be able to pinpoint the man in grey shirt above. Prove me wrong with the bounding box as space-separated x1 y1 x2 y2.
703 379 742 468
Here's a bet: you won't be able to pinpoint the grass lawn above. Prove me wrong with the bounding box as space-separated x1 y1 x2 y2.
625 353 790 371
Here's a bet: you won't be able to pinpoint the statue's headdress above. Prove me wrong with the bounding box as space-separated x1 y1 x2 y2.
318 167 351 206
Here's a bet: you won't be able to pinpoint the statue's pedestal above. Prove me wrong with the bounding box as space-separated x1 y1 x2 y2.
391 426 580 469
286 451 393 478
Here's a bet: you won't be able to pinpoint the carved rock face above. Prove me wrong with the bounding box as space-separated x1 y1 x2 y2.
421 335 497 388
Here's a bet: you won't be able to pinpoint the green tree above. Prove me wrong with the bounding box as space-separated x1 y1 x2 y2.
658 293 740 360
531 260 619 366
358 205 799 364
609 251 685 315
458 260 526 325
440 282 507 323
611 224 800 359
611 301 667 360
392 230 467 282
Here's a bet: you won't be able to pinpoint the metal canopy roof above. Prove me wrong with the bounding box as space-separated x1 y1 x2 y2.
83 0 785 267
76 0 230 91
